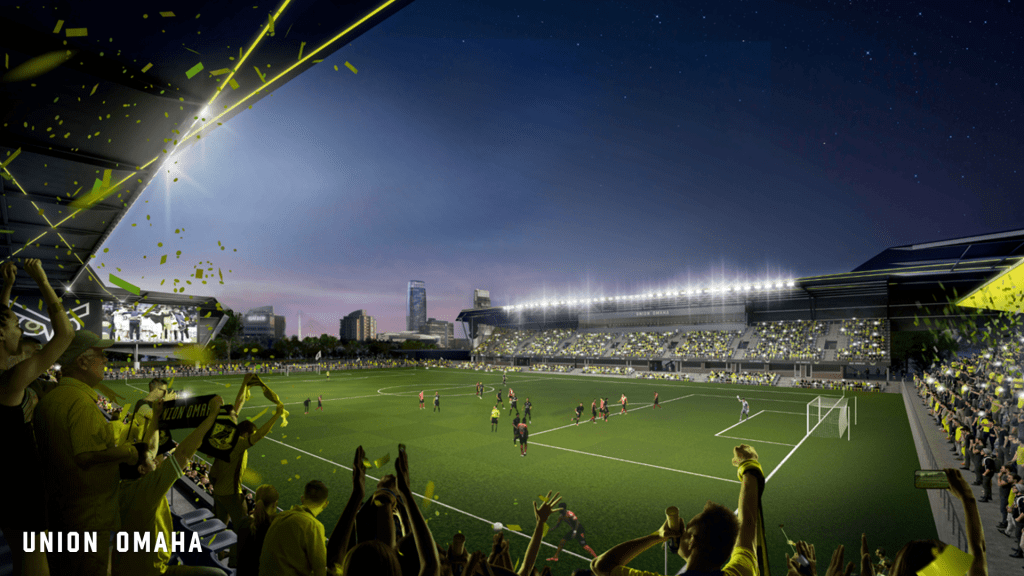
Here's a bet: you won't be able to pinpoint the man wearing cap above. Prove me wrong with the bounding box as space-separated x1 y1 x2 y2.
35 330 142 576
979 447 997 502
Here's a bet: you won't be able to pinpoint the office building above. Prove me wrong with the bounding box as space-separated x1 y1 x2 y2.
340 309 377 341
242 306 285 340
407 280 427 332
473 289 491 309
421 317 454 348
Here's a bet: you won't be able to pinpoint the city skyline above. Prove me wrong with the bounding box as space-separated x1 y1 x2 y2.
94 0 1024 335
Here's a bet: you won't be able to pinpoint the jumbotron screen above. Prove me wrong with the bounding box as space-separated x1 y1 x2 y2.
101 301 199 343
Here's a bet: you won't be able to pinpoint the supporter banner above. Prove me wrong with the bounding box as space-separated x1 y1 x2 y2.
155 396 240 459
158 395 220 429
199 408 241 460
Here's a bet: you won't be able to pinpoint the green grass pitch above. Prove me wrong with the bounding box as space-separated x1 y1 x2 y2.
105 368 935 574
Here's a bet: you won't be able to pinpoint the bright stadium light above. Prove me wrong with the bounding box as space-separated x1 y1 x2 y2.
786 280 795 287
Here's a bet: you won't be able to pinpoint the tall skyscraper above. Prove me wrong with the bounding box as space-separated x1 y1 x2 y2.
340 310 377 341
407 280 427 332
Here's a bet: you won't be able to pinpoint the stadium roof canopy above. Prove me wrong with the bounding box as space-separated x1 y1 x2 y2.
0 0 414 301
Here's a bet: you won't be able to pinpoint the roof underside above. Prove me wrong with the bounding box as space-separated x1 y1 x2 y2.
1 0 414 299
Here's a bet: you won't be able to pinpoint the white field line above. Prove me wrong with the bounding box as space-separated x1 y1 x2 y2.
262 437 589 561
764 410 805 415
764 401 843 484
530 394 695 438
530 442 739 484
716 435 796 447
714 411 765 436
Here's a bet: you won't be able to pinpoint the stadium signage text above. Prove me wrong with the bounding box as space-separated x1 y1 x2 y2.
22 531 202 553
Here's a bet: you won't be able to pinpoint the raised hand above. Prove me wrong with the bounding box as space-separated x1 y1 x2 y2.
395 444 411 495
208 395 224 414
1 262 15 285
945 468 973 502
732 443 759 466
860 533 874 576
534 491 562 525
22 259 47 284
824 544 853 576
353 445 367 496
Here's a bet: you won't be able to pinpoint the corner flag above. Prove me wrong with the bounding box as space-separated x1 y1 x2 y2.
315 350 322 361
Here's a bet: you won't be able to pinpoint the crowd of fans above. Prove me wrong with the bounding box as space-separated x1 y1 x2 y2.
580 365 635 376
672 330 741 360
520 329 574 357
707 370 780 386
745 320 828 362
838 319 890 362
560 332 615 358
531 363 573 373
610 331 672 359
794 378 883 392
474 328 535 356
636 371 687 381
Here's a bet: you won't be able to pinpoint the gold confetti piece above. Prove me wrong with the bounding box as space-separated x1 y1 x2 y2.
333 65 338 71
195 269 203 279
3 51 76 82
267 13 275 35
185 62 204 79
160 11 175 17
374 453 390 468
209 68 230 75
434 511 440 516
362 458 372 469
298 42 306 60
507 524 522 532
253 66 265 83
422 481 435 507
89 83 98 95
66 28 88 37
0 230 13 234
228 78 239 90
537 494 548 502
295 474 300 479
141 63 153 73
53 20 64 34
345 61 357 74
281 460 287 465
209 533 216 545
142 303 157 317
160 255 167 264
1 148 20 168
542 523 549 538
918 545 972 576
108 273 140 295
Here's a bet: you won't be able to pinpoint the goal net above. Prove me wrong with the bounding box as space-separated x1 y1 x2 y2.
806 396 850 440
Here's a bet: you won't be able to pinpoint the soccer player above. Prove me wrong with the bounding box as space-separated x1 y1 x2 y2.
491 405 500 432
653 391 660 409
600 398 609 422
503 370 507 388
509 391 519 416
496 388 504 409
433 391 440 413
317 394 323 412
546 503 597 561
513 415 521 446
418 390 425 410
304 397 311 415
738 396 749 421
524 398 533 423
590 399 598 422
517 420 529 457
476 381 483 398
573 402 584 426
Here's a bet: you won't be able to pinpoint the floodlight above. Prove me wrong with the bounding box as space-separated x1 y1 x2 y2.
786 280 795 287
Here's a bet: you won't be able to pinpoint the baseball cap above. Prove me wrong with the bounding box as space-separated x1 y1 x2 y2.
56 330 115 366
983 448 992 456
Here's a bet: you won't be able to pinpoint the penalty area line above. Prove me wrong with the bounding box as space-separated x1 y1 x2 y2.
530 442 739 484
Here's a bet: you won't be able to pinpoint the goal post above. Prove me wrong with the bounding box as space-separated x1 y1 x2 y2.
806 395 851 441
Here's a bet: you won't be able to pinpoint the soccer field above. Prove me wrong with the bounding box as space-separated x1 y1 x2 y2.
105 368 935 574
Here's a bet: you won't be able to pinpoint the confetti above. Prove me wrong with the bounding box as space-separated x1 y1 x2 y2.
160 255 167 264
108 273 140 295
53 20 64 34
160 11 176 17
344 61 357 74
298 42 306 60
65 28 88 37
362 458 372 469
917 546 972 576
209 68 230 76
89 83 98 95
1 148 20 169
281 460 287 465
186 62 204 79
141 63 153 73
374 453 390 468
423 481 435 507
253 66 266 83
228 78 239 90
506 524 522 532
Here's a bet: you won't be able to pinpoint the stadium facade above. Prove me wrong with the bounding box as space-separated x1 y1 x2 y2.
457 229 1024 379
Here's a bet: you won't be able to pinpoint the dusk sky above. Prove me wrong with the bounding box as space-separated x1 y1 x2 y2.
96 0 1024 337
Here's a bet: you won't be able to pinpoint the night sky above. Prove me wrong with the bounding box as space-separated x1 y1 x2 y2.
97 0 1024 337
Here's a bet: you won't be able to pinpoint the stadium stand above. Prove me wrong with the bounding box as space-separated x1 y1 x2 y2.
610 331 673 358
837 318 890 362
745 320 828 361
473 328 535 356
671 329 741 360
520 328 574 356
707 370 780 386
561 331 616 357
531 363 573 373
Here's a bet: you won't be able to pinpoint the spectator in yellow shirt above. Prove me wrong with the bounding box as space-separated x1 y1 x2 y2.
259 480 330 576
